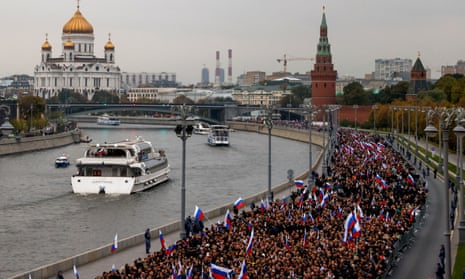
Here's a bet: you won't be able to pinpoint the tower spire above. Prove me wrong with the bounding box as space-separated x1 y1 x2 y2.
77 0 80 10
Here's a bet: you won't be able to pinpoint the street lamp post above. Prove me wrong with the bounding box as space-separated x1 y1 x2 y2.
406 107 412 161
173 104 194 239
264 105 274 200
400 108 405 154
353 104 359 130
453 109 465 244
302 99 316 189
322 107 329 176
424 107 463 279
414 107 418 165
372 104 378 133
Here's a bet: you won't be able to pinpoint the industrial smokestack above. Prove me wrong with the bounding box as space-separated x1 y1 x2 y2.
215 50 220 86
228 49 232 84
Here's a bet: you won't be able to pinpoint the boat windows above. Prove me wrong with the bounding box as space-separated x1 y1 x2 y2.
120 168 127 177
92 169 102 176
112 168 118 176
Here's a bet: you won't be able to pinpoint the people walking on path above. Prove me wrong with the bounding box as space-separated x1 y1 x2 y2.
439 244 445 268
144 228 151 254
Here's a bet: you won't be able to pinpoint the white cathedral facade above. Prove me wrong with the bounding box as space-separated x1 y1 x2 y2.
34 3 121 100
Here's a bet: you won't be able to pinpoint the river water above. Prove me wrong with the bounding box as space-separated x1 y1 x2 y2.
0 124 316 278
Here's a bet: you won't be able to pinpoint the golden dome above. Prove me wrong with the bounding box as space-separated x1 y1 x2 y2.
41 39 52 50
63 8 94 34
104 33 115 50
41 34 52 50
64 39 75 49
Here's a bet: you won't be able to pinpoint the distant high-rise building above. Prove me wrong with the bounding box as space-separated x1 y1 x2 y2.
121 72 176 88
440 60 465 76
310 7 337 107
244 71 266 86
201 66 209 84
374 58 412 80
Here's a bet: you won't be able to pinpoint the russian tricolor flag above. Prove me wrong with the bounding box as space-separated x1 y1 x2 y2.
234 197 246 209
159 230 166 250
246 228 254 256
111 233 118 253
260 200 266 213
73 264 80 279
210 263 233 279
407 174 415 185
294 180 304 189
224 209 232 230
238 260 247 279
165 244 177 255
194 205 205 221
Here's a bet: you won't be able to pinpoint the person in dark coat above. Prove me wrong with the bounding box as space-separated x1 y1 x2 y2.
435 262 445 279
144 228 151 254
56 270 64 279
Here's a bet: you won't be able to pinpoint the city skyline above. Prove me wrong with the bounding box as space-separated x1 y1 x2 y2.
1 0 464 85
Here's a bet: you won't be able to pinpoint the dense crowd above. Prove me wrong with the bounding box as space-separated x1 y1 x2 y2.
95 129 427 279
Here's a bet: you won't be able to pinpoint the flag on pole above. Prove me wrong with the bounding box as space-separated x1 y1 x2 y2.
159 230 166 250
238 260 247 279
294 180 304 189
194 205 205 221
210 263 233 279
407 174 415 185
260 200 266 213
224 209 232 230
73 265 80 279
111 233 118 253
246 228 254 256
234 197 246 209
187 265 194 279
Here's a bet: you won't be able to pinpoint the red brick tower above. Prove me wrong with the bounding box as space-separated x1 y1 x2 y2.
310 7 337 107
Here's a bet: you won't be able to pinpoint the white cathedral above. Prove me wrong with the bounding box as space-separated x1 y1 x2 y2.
34 3 121 100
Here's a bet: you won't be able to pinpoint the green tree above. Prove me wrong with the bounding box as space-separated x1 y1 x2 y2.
18 95 46 131
417 88 447 102
172 95 194 104
91 90 120 104
341 82 369 105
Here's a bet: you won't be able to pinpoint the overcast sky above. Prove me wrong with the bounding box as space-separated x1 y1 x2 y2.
1 0 464 85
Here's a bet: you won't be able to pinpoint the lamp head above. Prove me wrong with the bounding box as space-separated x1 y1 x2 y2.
174 125 183 137
424 124 438 137
453 124 465 137
186 125 194 136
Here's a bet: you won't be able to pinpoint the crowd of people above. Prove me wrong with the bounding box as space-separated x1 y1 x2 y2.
93 129 427 279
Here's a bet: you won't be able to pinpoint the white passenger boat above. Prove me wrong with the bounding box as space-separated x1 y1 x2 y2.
71 137 170 194
207 125 230 146
193 122 210 135
97 115 121 126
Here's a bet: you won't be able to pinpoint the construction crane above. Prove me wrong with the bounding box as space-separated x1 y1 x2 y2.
276 54 314 73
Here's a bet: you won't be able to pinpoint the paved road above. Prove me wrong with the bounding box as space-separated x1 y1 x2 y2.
58 133 461 279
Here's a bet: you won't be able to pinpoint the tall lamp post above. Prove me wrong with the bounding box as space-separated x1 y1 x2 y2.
353 104 359 130
424 107 461 279
264 105 274 200
372 104 378 133
173 104 194 239
302 99 316 189
452 109 465 244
